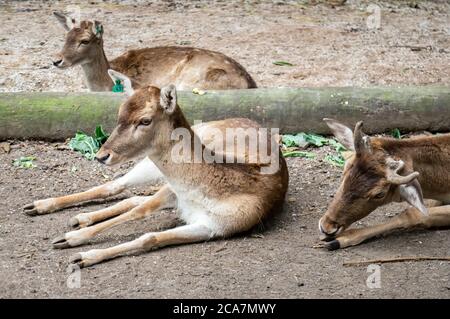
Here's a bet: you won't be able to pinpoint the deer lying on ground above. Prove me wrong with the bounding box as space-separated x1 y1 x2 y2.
24 71 287 268
52 12 256 91
318 118 450 250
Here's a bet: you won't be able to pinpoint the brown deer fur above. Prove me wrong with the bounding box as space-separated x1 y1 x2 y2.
319 119 450 250
52 13 257 91
25 72 286 268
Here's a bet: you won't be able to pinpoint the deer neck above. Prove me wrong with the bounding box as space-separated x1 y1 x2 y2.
81 45 112 91
147 111 204 185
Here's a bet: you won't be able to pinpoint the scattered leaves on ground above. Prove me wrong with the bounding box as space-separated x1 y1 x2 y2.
282 133 346 167
12 156 36 168
68 125 109 160
324 154 346 167
283 150 316 158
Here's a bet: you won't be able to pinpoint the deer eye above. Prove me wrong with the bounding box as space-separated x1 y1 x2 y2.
374 191 387 199
80 40 90 45
138 118 152 126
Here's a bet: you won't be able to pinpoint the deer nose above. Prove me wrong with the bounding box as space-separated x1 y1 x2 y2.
318 217 341 240
95 153 110 164
52 59 63 67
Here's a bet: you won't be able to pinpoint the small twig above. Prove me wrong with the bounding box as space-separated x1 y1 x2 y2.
214 241 228 253
391 45 433 52
343 256 450 267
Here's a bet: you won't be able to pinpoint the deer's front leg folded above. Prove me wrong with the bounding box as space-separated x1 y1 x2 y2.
324 205 450 250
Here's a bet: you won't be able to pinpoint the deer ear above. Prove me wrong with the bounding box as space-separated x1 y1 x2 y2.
399 179 428 215
107 69 134 96
53 11 75 31
92 20 103 38
160 85 177 114
323 118 354 151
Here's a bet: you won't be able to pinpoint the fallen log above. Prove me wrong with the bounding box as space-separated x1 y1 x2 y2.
0 87 449 140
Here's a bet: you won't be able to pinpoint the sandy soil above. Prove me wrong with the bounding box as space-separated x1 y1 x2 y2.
0 141 449 298
0 0 449 92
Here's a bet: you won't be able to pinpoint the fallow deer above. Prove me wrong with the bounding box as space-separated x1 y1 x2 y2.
24 71 287 268
318 118 450 250
52 12 257 91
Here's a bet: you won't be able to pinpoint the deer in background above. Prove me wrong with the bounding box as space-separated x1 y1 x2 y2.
318 118 450 250
52 12 257 91
24 70 287 268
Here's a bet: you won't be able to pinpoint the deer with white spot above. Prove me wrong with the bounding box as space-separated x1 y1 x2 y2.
24 71 287 268
318 119 450 250
52 12 257 91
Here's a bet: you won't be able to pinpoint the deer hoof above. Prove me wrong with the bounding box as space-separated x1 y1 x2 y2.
68 217 81 229
325 239 341 251
23 203 39 216
69 253 85 269
68 215 92 229
69 251 101 269
23 199 57 216
52 235 72 249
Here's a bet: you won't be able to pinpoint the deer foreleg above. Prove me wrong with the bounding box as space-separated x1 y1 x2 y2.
325 205 450 250
69 195 151 229
52 185 176 249
24 157 163 216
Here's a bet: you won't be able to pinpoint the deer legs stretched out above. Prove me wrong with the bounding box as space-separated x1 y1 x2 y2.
52 185 176 249
23 157 163 216
69 223 213 268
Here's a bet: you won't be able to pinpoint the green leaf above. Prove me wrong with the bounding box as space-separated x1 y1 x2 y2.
283 151 316 158
281 133 348 168
303 133 329 147
282 133 309 148
68 126 109 160
282 133 345 149
95 125 109 145
391 128 401 139
273 61 294 66
328 139 346 153
12 156 36 168
325 154 345 167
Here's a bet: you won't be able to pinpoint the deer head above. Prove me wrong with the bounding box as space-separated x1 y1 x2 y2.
318 119 427 240
52 12 104 68
95 70 179 166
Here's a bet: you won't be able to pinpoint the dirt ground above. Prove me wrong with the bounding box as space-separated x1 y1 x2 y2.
0 0 449 92
0 0 449 299
0 141 449 298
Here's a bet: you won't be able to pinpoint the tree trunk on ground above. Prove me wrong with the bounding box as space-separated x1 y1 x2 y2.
0 87 449 140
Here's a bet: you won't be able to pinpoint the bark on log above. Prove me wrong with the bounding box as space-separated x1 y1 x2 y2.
0 87 449 140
